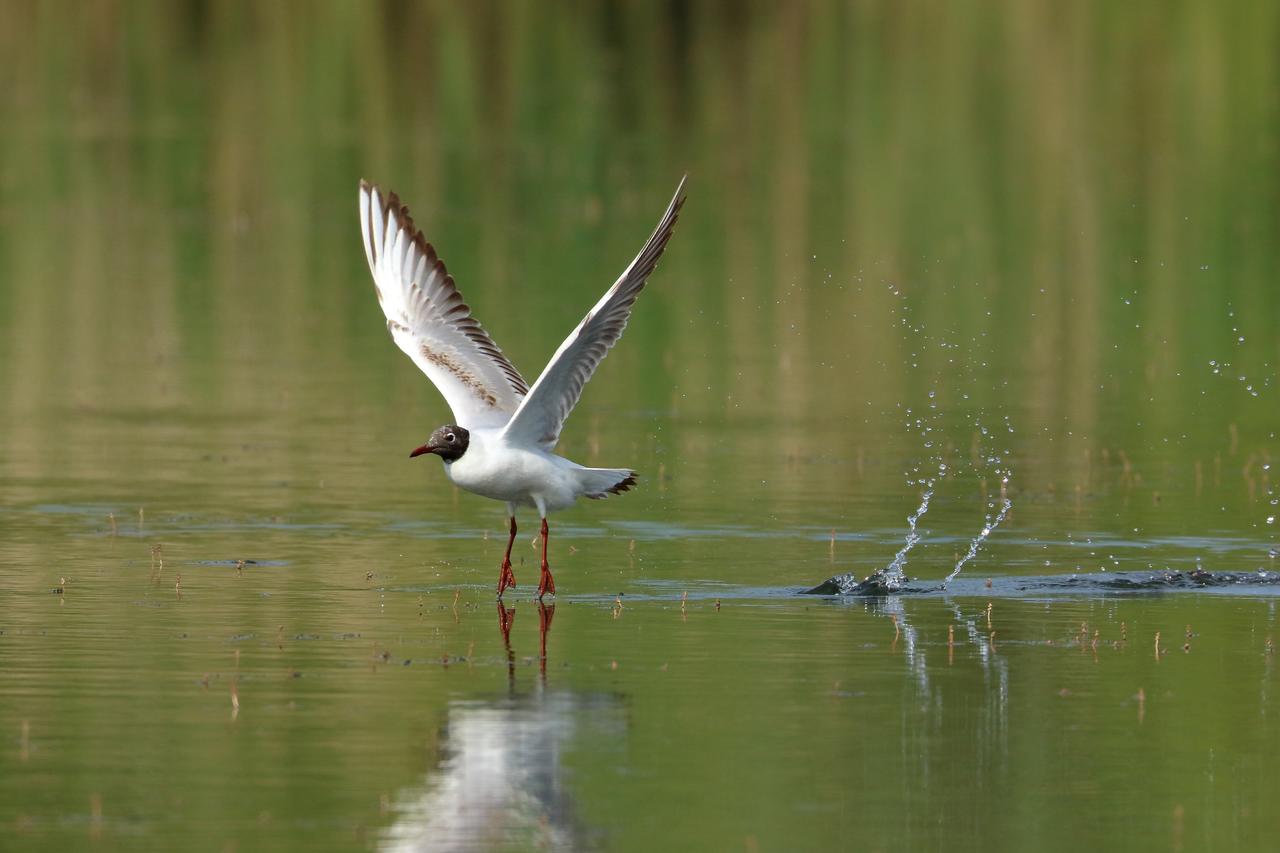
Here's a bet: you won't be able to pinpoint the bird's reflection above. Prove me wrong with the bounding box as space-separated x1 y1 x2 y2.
495 601 557 683
381 600 621 853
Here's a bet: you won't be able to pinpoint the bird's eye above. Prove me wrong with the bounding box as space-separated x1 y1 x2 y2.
446 433 455 442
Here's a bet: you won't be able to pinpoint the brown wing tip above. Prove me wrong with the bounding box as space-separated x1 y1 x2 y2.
373 187 439 264
360 182 434 270
362 179 531 399
386 190 404 216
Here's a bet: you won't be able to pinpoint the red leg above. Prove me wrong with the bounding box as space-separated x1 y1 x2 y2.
537 518 556 598
497 516 517 597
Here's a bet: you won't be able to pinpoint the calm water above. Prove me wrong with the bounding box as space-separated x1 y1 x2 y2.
2 2 1279 851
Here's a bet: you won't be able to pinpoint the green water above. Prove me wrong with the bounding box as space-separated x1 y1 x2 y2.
2 2 1279 850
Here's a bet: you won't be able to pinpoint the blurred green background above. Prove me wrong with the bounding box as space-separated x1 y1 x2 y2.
1 2 1278 851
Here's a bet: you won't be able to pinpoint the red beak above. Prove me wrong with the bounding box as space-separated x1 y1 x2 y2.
409 444 435 458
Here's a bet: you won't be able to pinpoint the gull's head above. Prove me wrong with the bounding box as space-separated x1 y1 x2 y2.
410 425 470 463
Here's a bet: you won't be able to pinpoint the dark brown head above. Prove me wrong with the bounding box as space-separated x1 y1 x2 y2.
409 425 470 463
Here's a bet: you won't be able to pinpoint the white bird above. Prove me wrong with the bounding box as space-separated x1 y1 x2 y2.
358 176 687 598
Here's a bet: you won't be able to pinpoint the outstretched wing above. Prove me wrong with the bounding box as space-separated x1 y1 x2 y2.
500 176 687 450
359 181 529 429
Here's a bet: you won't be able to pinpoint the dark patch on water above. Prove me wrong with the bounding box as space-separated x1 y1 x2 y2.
804 568 1280 597
1028 569 1280 591
804 569 909 596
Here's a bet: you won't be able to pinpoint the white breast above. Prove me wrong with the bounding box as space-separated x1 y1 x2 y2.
443 429 579 510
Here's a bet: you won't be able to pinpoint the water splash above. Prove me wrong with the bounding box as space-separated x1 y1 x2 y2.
945 479 1013 586
881 462 945 591
1207 306 1274 399
1264 462 1278 561
815 282 1013 595
937 403 1016 586
881 287 948 592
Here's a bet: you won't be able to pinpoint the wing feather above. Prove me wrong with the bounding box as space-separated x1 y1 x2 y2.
359 181 528 429
501 177 687 449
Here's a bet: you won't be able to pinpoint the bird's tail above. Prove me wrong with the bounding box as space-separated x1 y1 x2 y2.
578 467 638 499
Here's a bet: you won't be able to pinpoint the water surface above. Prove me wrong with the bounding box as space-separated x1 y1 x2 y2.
2 3 1279 851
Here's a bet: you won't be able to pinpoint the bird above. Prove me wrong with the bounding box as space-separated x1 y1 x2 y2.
358 176 687 599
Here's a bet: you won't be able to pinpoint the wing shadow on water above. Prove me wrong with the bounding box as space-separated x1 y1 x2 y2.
380 602 624 853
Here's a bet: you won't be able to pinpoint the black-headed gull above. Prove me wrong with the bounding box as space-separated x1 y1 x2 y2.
358 177 687 598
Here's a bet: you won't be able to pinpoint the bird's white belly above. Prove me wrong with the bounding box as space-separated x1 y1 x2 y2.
444 441 578 511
